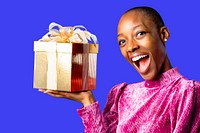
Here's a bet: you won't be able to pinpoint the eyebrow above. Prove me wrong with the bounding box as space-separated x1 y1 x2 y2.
117 24 143 37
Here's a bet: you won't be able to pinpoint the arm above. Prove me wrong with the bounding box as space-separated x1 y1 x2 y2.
190 81 200 133
172 80 200 133
39 83 126 133
77 83 127 133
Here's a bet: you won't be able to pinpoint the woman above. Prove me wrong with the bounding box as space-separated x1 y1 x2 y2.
40 6 200 133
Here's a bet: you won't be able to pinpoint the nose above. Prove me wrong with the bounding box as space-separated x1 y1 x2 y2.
126 40 139 52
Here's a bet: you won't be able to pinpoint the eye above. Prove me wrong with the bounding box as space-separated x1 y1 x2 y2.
136 31 146 38
118 39 126 46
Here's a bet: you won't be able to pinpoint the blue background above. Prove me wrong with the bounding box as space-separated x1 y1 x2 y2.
1 0 200 132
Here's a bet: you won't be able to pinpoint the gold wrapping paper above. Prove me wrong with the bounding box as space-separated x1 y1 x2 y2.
33 41 98 92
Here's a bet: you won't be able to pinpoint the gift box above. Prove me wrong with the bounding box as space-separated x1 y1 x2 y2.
33 22 98 92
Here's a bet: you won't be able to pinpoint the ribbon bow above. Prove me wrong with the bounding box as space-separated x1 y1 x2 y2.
40 22 98 44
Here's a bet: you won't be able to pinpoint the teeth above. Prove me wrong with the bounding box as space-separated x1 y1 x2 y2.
132 55 148 62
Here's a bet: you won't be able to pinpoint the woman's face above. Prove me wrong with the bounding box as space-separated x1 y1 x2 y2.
117 11 170 80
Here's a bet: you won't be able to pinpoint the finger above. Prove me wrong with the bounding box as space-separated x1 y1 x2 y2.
45 90 68 97
45 91 75 100
44 89 60 94
45 90 72 97
46 92 64 98
39 89 78 100
38 89 46 92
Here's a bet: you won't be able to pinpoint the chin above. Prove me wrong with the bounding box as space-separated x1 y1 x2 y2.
140 71 157 81
141 76 153 81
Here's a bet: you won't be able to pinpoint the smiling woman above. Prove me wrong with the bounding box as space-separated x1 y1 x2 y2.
117 7 171 80
39 6 200 133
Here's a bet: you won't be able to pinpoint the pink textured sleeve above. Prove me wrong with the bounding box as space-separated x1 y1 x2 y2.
190 81 200 133
77 82 127 133
172 80 200 133
77 102 104 133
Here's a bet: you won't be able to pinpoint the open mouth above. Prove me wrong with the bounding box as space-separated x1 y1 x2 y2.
131 54 150 73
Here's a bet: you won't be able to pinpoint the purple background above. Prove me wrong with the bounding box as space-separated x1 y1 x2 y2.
1 0 200 132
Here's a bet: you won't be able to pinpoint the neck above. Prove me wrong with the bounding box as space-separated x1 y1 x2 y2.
158 55 172 76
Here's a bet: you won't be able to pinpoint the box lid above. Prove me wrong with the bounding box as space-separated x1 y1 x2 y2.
34 41 57 52
34 41 98 53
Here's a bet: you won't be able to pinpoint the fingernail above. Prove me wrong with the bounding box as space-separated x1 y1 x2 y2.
44 90 49 93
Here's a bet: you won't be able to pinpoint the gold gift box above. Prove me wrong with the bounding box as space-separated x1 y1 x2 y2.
33 41 98 92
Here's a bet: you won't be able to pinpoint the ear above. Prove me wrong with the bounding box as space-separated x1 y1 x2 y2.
160 26 170 44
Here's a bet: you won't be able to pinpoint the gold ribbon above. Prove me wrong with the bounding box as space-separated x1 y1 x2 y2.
40 22 98 44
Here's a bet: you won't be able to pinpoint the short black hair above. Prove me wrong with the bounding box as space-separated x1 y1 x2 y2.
125 6 165 29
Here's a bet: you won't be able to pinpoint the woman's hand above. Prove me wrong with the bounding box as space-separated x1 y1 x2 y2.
39 89 95 107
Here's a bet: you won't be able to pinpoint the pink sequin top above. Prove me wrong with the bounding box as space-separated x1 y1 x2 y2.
77 68 200 133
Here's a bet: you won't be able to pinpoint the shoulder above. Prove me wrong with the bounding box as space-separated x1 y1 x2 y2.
107 81 144 101
106 82 128 106
194 80 200 88
193 80 200 96
175 77 200 97
108 82 127 97
178 77 200 89
177 79 200 109
108 81 144 94
103 82 128 113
